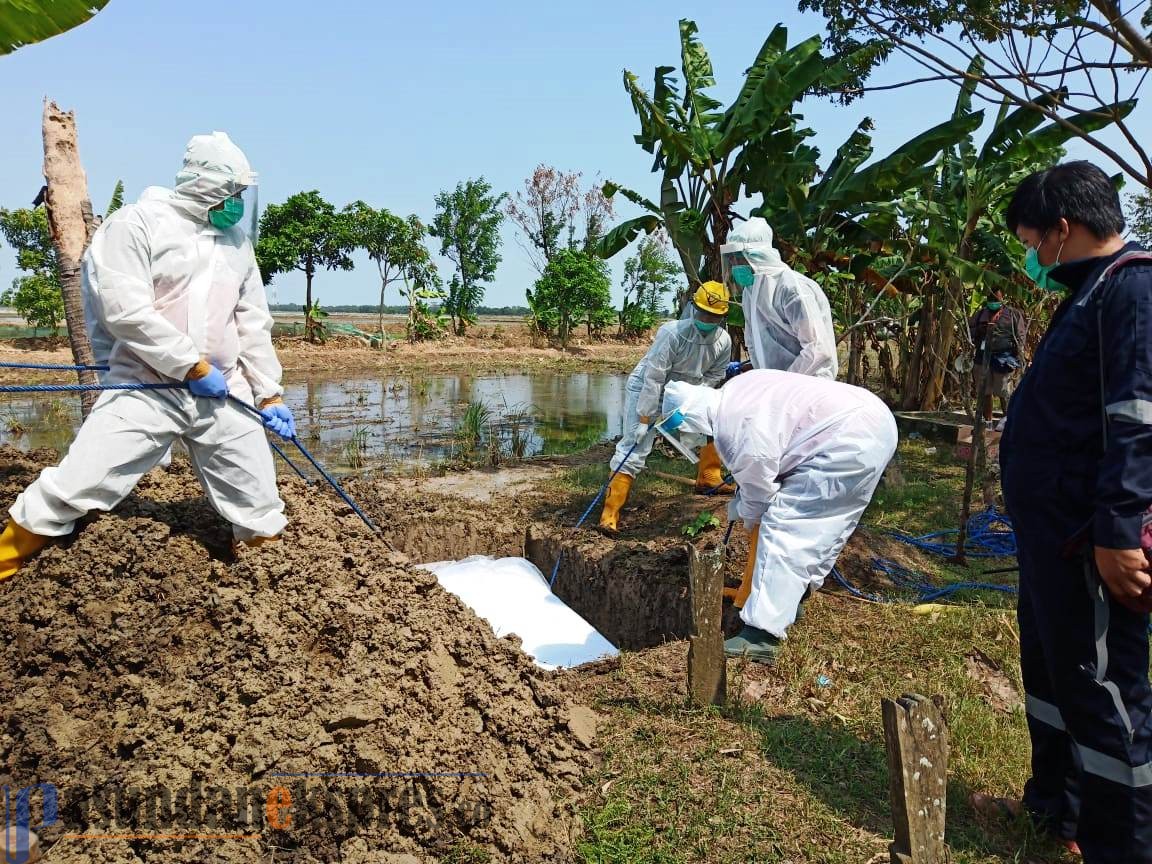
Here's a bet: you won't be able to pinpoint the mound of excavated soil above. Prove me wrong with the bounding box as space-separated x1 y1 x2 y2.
0 449 596 863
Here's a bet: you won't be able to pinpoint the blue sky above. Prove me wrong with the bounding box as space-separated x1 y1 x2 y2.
1 0 1147 309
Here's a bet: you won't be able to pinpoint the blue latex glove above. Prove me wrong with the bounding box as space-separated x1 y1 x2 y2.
261 403 296 440
187 365 229 399
725 361 745 380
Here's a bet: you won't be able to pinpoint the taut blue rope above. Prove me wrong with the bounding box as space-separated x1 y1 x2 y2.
0 378 373 531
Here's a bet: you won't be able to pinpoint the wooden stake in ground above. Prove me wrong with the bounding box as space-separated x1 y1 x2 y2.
42 99 99 417
687 543 726 706
883 693 949 863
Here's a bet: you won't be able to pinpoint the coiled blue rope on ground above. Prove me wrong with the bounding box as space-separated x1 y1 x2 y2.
830 505 1019 604
886 506 1017 558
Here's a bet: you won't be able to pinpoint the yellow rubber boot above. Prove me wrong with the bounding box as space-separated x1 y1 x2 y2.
232 535 281 553
598 473 634 534
723 527 758 608
0 521 51 582
695 441 735 495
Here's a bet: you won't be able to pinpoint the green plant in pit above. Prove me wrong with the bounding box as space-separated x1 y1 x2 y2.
681 511 721 538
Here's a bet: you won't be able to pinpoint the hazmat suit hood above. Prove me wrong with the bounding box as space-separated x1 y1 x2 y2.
721 217 784 270
171 131 255 223
720 216 839 379
661 381 720 438
138 185 173 203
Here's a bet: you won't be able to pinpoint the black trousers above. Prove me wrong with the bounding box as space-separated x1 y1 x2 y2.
1008 483 1152 861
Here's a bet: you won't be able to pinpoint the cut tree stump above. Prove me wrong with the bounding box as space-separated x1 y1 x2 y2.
42 98 99 417
883 693 949 864
687 543 726 706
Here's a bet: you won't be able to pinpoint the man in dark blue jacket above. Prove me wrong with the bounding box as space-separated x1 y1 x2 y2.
994 161 1152 860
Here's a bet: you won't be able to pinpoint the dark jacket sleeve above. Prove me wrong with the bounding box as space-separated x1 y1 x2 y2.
1009 308 1028 355
1095 263 1152 548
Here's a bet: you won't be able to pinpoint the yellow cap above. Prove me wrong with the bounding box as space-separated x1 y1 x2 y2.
692 281 729 316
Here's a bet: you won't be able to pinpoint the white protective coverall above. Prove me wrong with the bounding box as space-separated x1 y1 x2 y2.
663 371 897 636
722 218 838 379
84 186 182 469
10 132 286 542
610 318 731 476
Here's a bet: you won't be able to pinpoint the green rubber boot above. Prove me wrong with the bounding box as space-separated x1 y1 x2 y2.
723 625 781 664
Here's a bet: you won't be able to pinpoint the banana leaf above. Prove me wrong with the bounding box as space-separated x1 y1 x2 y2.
0 0 108 54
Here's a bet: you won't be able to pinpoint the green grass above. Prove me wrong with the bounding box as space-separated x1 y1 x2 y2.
568 435 1072 863
455 400 492 451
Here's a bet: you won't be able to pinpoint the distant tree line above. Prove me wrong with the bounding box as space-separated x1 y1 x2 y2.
268 303 532 317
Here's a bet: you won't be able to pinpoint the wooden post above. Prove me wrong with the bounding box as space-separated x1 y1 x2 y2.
883 693 949 864
687 543 726 706
42 99 99 417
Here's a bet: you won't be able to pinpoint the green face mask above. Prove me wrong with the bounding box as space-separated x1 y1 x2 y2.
208 195 245 230
985 301 1002 311
695 321 719 334
1025 244 1066 293
731 265 755 288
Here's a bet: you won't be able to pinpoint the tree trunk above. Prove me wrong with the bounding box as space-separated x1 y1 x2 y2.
41 100 98 417
953 359 992 565
304 260 318 343
919 285 959 411
378 286 386 339
900 303 932 410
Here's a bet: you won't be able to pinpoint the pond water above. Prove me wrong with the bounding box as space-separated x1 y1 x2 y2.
0 372 629 474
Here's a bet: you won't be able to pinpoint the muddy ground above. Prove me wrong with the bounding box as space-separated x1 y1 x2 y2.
347 445 945 650
0 449 598 863
0 325 648 384
0 432 949 863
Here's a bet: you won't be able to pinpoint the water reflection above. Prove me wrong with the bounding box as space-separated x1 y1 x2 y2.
0 372 628 473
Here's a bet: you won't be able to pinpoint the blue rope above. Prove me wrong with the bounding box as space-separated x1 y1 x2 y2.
0 382 183 393
0 381 311 481
829 506 1019 605
886 506 1017 558
0 362 111 371
0 379 372 530
227 396 378 533
549 442 638 589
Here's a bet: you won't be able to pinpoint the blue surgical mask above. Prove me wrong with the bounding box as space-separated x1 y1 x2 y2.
731 265 755 288
1024 234 1066 292
208 195 245 230
695 321 719 334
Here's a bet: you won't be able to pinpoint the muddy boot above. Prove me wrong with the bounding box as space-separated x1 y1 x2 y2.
232 535 281 553
597 473 634 534
793 584 816 624
724 625 781 664
695 442 735 495
723 527 757 607
0 521 51 582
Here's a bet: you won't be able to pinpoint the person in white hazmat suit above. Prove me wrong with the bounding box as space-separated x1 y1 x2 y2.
659 371 897 663
598 281 733 533
84 185 183 469
0 131 297 581
721 217 838 379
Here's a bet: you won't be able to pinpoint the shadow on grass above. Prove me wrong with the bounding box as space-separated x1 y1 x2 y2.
742 712 1065 862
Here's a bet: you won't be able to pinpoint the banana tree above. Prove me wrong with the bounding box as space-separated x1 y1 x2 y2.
596 20 872 311
916 61 1133 560
0 0 109 55
906 57 1135 413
